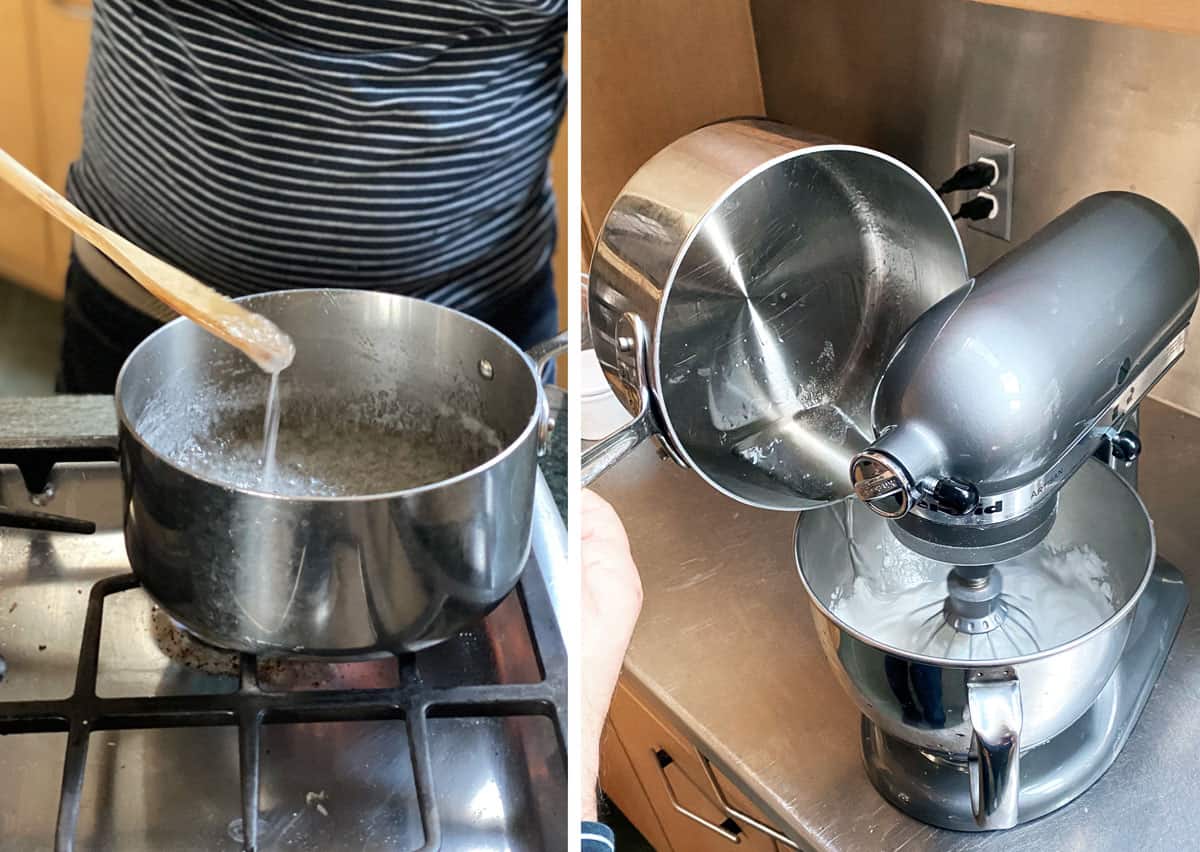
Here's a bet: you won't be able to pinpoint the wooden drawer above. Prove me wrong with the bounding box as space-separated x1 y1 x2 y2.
600 719 674 851
607 681 782 851
707 760 803 850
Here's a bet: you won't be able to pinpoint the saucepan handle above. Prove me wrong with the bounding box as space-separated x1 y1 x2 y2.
525 330 569 456
581 405 653 487
580 272 592 350
525 329 569 378
581 311 664 485
967 668 1022 829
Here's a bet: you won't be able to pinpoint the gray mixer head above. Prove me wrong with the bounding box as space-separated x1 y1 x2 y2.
851 192 1199 567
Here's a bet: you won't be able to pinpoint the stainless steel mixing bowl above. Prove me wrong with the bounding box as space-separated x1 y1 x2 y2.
583 118 968 509
116 289 565 655
794 460 1155 829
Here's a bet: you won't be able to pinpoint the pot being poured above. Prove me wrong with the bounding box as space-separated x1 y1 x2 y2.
116 289 565 655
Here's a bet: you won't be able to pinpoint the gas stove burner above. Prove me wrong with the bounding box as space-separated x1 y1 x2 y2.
0 397 567 850
2 572 568 851
151 606 239 677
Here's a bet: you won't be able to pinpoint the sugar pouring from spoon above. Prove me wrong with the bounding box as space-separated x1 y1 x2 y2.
0 146 295 374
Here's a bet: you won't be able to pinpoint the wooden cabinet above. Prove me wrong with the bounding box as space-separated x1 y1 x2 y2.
599 719 674 851
0 0 91 299
31 0 93 298
602 679 800 851
580 0 764 244
0 1 53 296
549 53 569 384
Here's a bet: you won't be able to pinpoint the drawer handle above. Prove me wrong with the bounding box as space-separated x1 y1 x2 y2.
700 755 801 849
653 749 743 844
51 0 94 20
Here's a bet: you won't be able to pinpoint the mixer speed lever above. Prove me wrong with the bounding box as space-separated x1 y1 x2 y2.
1111 430 1141 462
929 478 980 516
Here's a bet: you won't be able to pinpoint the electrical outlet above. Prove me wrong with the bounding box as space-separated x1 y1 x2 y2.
967 132 1015 241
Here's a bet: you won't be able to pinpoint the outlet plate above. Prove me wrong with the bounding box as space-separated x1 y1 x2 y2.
967 132 1015 241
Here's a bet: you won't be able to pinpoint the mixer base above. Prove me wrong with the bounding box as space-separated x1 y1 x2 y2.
861 558 1187 831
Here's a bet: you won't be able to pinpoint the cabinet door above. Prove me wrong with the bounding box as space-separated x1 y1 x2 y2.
31 0 93 298
599 720 675 851
608 682 779 852
0 0 51 294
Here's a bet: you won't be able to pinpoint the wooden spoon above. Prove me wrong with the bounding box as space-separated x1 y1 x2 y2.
0 147 294 373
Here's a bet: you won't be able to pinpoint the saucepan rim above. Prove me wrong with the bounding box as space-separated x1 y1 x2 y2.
791 460 1156 668
113 287 544 503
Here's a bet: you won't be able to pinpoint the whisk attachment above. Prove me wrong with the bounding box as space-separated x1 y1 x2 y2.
909 564 1043 658
943 564 1006 634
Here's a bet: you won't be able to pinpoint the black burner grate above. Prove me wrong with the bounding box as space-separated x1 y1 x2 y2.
0 569 567 852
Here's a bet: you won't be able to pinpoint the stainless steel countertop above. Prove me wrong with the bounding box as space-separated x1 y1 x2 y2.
593 398 1200 851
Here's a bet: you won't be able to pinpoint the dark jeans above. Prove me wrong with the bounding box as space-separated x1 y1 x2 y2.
56 257 559 394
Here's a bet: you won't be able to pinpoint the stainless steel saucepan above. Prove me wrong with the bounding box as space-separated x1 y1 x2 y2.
115 289 566 655
582 118 969 509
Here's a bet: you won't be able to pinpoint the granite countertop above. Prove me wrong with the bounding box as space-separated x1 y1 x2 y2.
593 398 1200 851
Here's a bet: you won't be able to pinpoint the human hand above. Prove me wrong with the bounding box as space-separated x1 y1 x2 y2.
580 488 643 821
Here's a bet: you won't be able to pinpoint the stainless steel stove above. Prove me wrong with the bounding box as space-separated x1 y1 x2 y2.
0 397 567 852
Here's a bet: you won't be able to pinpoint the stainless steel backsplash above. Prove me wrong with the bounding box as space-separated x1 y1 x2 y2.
750 0 1200 413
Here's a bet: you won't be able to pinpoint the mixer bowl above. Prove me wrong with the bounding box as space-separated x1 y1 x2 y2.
794 460 1154 828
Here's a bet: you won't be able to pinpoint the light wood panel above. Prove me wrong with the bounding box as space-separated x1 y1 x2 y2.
974 0 1200 34
31 0 93 299
550 55 569 385
0 1 51 295
581 0 764 235
599 719 675 851
607 681 781 851
607 684 740 851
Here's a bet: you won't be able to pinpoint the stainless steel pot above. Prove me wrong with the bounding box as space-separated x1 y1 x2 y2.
582 118 968 509
115 289 566 655
794 460 1155 829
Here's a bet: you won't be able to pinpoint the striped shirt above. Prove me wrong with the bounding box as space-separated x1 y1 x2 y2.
67 0 565 314
581 822 616 851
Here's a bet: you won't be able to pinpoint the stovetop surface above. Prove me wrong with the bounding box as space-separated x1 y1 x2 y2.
0 461 565 851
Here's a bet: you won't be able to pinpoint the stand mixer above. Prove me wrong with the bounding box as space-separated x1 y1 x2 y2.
581 119 1200 832
797 191 1200 830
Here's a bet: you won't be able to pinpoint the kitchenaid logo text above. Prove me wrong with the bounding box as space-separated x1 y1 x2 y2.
916 498 1004 516
1030 467 1065 499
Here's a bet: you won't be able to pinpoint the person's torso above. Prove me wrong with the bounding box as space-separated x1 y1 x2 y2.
68 0 565 311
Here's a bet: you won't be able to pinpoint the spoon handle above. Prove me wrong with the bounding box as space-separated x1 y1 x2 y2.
0 146 294 373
